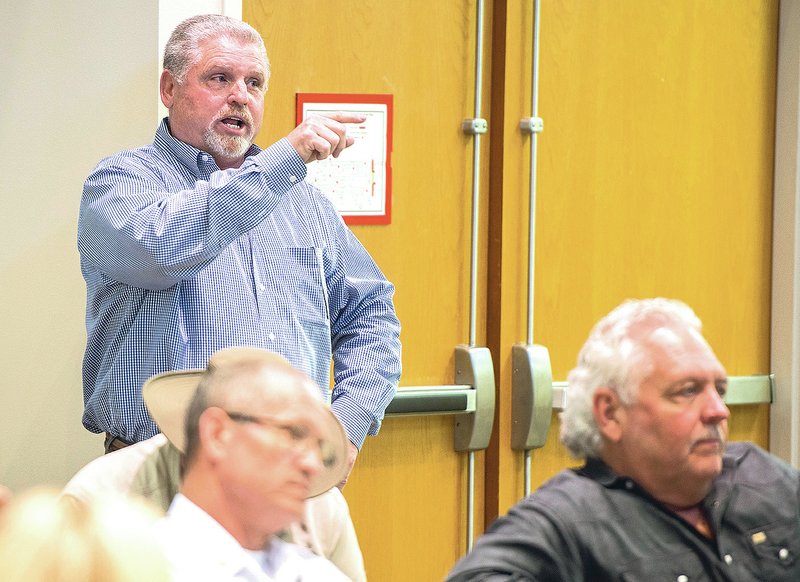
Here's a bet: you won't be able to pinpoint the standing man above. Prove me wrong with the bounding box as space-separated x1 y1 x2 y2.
77 14 401 482
447 298 800 581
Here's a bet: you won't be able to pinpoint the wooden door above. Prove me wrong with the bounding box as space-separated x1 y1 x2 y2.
248 2 492 579
488 0 778 519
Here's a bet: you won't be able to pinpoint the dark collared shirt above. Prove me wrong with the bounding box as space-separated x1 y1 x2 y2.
447 442 800 581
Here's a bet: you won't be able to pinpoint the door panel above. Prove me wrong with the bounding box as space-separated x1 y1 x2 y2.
490 0 778 517
247 2 490 580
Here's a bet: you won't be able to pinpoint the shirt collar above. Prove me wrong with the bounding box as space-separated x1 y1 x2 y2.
153 117 262 178
166 493 270 578
575 456 626 487
577 446 740 492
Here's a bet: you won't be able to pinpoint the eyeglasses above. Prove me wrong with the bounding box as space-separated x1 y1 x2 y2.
223 410 337 468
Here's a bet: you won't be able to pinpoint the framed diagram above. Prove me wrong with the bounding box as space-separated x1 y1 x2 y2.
296 93 393 225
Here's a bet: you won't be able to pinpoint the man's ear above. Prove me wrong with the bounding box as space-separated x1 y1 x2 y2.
159 69 176 109
593 387 624 443
198 407 231 463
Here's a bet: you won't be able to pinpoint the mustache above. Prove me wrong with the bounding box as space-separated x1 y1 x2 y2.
218 106 254 126
692 425 726 447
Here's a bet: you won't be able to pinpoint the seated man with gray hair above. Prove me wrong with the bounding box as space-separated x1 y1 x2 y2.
447 298 800 581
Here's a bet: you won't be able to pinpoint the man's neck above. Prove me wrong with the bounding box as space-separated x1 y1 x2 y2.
664 502 715 539
181 472 277 551
600 453 714 508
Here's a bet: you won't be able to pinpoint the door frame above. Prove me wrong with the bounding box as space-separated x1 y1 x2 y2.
771 0 800 467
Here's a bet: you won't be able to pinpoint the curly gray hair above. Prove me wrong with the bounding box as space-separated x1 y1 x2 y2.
163 14 269 86
559 298 702 459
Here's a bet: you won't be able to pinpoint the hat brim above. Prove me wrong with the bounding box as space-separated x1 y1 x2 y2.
142 363 349 498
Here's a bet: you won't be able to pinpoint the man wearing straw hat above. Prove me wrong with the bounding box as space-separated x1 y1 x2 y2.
62 347 367 580
145 346 352 580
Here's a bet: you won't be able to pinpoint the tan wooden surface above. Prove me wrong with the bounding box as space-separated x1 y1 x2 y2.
489 0 778 520
246 1 778 579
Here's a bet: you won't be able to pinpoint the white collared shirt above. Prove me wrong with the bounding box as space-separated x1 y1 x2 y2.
156 494 351 581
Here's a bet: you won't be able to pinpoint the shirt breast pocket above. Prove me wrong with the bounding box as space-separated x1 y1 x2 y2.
258 246 330 322
619 550 712 582
745 519 800 579
254 246 333 390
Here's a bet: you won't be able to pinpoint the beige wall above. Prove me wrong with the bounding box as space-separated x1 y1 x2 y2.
0 1 158 492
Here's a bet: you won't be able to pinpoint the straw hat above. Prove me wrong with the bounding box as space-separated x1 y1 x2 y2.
142 347 348 497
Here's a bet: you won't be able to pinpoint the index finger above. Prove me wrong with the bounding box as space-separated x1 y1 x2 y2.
318 111 367 124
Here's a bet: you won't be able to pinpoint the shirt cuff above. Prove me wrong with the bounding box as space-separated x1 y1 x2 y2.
330 397 377 450
253 138 308 194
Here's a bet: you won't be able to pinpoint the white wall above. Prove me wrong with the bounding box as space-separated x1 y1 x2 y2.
0 0 244 494
0 1 159 492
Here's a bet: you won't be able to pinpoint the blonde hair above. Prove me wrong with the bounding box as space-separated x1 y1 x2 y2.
0 487 169 582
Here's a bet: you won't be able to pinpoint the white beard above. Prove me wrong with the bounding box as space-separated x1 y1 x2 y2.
203 127 251 163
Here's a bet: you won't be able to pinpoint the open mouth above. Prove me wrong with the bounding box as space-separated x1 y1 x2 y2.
220 117 246 130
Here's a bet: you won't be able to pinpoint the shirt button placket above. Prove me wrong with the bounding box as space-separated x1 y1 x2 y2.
198 154 216 180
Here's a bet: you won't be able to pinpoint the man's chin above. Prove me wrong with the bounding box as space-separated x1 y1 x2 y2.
689 455 724 481
279 497 307 525
204 133 253 162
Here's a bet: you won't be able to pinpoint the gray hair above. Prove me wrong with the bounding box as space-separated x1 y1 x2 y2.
559 298 702 459
163 14 269 85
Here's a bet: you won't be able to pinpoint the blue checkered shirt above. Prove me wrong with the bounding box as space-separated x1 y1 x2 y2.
78 119 401 447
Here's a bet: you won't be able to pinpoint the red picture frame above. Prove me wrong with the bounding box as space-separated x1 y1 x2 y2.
296 93 393 225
